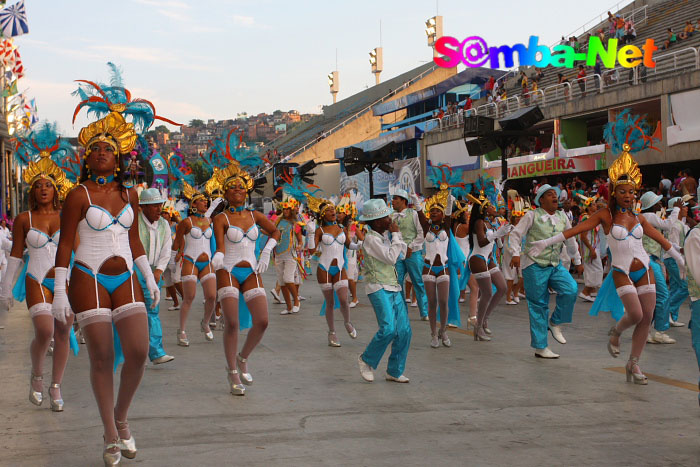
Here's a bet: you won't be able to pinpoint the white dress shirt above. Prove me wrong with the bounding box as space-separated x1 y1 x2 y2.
140 213 172 273
684 227 700 302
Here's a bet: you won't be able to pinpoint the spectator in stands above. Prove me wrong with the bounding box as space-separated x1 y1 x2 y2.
485 76 495 95
520 71 528 89
624 20 637 45
679 21 694 40
607 11 616 36
659 173 672 197
615 15 626 40
558 73 570 99
594 59 602 89
663 28 678 49
597 28 606 42
577 65 587 97
464 96 473 112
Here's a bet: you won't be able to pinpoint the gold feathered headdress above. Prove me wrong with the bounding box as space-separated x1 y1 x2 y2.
424 185 449 213
206 160 254 194
466 190 491 214
77 111 138 156
451 199 470 219
23 155 74 200
182 180 206 204
204 167 223 198
608 146 641 189
305 193 334 217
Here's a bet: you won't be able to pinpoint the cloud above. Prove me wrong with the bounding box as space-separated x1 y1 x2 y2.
232 15 255 26
133 0 190 9
89 45 177 63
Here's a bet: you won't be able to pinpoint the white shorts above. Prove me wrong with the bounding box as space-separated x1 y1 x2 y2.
583 255 603 288
163 262 181 287
346 256 359 281
276 256 297 284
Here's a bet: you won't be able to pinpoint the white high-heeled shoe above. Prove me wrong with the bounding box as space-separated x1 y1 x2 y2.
236 353 253 385
115 420 137 459
29 373 43 406
227 368 246 396
103 437 122 466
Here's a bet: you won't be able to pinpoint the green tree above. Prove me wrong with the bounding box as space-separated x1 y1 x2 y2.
155 125 170 134
189 119 204 128
189 160 211 185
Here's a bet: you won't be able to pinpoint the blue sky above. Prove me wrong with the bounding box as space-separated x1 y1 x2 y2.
18 0 625 136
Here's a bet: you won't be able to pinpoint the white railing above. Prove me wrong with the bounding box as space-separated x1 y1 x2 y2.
258 64 439 175
551 0 635 48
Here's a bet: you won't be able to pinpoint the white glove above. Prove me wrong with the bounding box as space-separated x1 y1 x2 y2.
134 255 161 308
0 256 22 310
444 194 455 216
51 267 72 324
671 242 681 252
411 193 423 210
1 237 11 252
256 238 278 275
527 232 565 259
211 251 225 271
665 245 685 272
486 223 513 241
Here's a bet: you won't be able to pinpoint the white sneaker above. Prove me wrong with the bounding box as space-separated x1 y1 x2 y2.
549 322 567 344
386 374 410 383
164 296 173 301
358 355 374 382
405 298 411 303
349 300 359 308
506 300 517 305
410 301 418 307
458 297 466 303
270 290 282 304
651 331 676 344
647 332 655 344
669 318 685 327
152 355 175 364
291 305 300 314
534 347 560 359
280 309 291 315
578 292 594 302
514 297 520 303
518 292 526 299
299 295 307 301
168 304 180 311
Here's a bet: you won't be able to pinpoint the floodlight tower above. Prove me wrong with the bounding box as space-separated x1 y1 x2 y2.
369 47 383 85
425 15 443 57
328 71 339 103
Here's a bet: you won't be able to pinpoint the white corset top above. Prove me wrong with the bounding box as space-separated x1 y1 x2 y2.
425 228 448 264
183 217 212 261
26 211 59 283
223 211 259 270
606 221 649 274
318 227 346 271
75 185 134 273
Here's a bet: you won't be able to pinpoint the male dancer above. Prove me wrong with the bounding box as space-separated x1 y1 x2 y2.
391 189 428 320
682 218 700 406
639 191 680 344
510 184 582 359
357 199 412 383
275 200 302 315
664 196 689 328
137 188 175 364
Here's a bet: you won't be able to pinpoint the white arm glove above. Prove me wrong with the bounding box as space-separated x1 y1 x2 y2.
444 195 455 216
134 255 160 308
411 193 423 211
665 245 685 273
528 232 565 259
256 238 277 274
486 223 513 241
1 237 11 252
0 256 22 309
51 267 72 324
348 240 363 250
211 251 225 271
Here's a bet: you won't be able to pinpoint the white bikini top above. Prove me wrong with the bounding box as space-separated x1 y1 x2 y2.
425 227 448 264
26 211 59 283
183 217 212 261
223 211 259 270
606 219 649 274
75 185 134 273
318 226 346 271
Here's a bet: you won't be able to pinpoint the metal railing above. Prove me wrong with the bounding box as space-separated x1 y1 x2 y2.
552 0 635 48
257 64 439 176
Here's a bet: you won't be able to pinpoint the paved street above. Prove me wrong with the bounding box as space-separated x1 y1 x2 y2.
1 271 699 466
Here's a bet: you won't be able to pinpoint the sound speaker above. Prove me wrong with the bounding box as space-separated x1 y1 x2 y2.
463 116 494 137
499 106 544 131
464 137 497 156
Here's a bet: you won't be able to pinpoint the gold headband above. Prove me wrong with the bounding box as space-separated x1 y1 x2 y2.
23 156 74 200
78 112 138 155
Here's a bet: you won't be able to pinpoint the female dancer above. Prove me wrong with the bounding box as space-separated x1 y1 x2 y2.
529 113 684 383
415 189 454 348
336 196 360 307
466 192 510 341
0 127 75 412
210 158 280 395
54 109 163 464
170 182 216 346
307 194 359 347
453 203 478 329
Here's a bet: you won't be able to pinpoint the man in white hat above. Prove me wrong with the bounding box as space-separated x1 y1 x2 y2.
664 196 690 330
356 198 412 383
680 215 700 406
138 188 175 364
639 191 680 344
509 184 582 359
391 188 428 319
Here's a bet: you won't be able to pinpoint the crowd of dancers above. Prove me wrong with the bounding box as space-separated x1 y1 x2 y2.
0 67 699 466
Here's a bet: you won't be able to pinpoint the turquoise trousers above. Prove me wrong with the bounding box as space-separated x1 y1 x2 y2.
361 289 412 378
136 268 167 361
650 257 670 332
664 257 688 322
522 263 578 349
